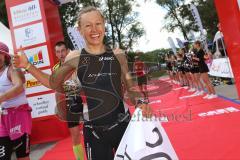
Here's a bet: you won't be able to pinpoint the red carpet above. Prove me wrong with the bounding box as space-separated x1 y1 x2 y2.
41 78 240 159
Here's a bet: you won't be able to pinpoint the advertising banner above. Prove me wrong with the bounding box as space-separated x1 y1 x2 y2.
25 69 52 95
10 0 42 27
208 58 234 78
27 93 56 118
14 22 46 48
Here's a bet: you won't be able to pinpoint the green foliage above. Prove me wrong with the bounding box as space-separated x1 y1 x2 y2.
104 0 145 50
0 0 9 28
156 0 189 40
142 48 171 63
192 0 218 40
156 0 218 41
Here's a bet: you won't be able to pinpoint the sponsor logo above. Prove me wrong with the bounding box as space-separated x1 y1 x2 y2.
10 1 42 27
99 56 115 61
10 125 21 134
25 28 33 38
28 51 44 66
198 107 240 117
88 73 117 78
26 79 41 88
0 146 5 158
82 57 90 64
14 22 46 48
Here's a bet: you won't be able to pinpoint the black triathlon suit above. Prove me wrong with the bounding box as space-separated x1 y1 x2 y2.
77 48 130 160
183 52 193 72
191 51 200 74
197 49 209 73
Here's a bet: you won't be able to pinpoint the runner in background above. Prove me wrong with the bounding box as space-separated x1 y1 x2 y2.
133 55 148 100
0 42 32 160
53 41 84 160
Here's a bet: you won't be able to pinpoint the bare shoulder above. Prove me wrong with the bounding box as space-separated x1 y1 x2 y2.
113 48 125 55
65 50 81 62
64 50 81 68
113 48 127 63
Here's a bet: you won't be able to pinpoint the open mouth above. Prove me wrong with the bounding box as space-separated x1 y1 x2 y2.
91 34 100 39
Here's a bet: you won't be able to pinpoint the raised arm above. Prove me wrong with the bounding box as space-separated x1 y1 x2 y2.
13 50 80 92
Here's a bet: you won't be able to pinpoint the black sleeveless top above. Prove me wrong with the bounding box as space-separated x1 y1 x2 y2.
77 48 126 125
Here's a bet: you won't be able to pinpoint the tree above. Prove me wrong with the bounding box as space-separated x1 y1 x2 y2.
0 0 9 28
156 0 189 40
124 22 145 50
104 0 145 50
156 0 218 41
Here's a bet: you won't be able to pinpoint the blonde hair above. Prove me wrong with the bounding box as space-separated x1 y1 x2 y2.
77 6 105 27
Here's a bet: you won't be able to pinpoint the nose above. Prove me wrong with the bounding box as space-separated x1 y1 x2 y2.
91 24 97 32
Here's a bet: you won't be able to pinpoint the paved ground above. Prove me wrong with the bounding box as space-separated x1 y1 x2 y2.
214 84 239 100
11 79 239 160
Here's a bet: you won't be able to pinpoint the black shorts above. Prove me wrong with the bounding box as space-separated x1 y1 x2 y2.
83 112 130 160
199 65 209 73
137 75 147 86
0 134 30 160
184 67 190 72
191 67 200 74
66 94 83 128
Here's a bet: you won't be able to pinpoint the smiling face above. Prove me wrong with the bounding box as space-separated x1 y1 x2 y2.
78 10 105 48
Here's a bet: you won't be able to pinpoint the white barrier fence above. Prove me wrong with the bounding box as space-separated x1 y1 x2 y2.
208 58 234 78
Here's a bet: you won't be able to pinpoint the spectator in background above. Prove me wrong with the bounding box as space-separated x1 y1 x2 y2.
53 41 84 160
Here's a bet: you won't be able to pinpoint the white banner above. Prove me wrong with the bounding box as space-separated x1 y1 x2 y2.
176 38 184 48
115 108 178 160
167 37 177 54
10 0 42 27
190 4 203 33
189 4 209 52
208 58 234 78
27 93 56 118
14 22 46 48
67 27 86 50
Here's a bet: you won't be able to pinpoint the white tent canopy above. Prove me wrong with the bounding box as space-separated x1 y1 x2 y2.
0 22 13 55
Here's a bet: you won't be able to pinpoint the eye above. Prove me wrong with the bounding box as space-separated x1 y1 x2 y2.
96 22 102 26
85 24 91 28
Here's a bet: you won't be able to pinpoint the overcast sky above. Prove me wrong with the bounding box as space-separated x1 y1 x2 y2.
132 0 186 52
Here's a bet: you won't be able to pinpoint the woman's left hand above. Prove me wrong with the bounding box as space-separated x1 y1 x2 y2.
138 103 153 118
